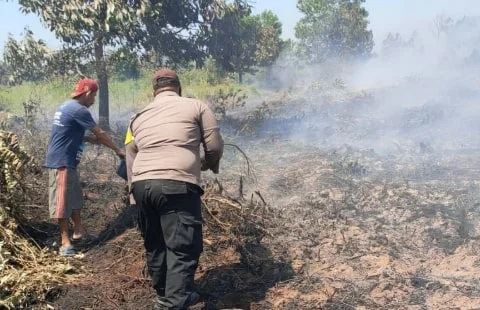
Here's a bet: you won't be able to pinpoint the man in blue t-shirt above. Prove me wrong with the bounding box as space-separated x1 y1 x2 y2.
45 78 125 256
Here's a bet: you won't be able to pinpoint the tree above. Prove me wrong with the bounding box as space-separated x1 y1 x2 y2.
17 0 163 128
0 61 9 85
16 0 153 127
203 1 256 83
254 10 284 67
2 27 91 84
108 46 140 81
47 46 88 78
203 2 283 82
140 0 224 70
3 28 50 84
17 0 230 127
295 0 373 63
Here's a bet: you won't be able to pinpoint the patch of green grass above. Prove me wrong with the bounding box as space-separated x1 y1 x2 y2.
0 80 70 113
0 69 259 116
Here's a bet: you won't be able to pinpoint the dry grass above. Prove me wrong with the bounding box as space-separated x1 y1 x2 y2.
0 212 76 309
0 129 79 309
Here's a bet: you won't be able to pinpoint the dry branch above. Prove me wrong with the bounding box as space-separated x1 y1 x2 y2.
0 130 76 309
224 143 257 183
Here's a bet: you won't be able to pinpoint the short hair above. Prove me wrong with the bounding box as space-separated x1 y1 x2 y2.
153 77 180 93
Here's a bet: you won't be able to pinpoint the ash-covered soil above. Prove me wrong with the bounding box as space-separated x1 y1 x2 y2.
215 82 480 309
218 138 480 309
19 80 480 309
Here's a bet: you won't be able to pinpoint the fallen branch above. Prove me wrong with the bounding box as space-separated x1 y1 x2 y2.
225 143 257 183
203 196 242 210
203 201 232 229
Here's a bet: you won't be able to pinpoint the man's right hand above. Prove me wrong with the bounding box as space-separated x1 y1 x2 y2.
200 157 220 173
200 158 209 171
90 126 127 159
209 160 220 174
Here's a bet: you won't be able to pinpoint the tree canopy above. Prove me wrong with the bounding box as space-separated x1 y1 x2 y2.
203 1 284 82
295 0 373 63
254 10 284 67
17 0 162 126
7 0 285 108
16 0 230 126
3 28 50 84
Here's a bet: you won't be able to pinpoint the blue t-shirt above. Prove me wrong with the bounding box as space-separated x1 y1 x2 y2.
44 99 97 169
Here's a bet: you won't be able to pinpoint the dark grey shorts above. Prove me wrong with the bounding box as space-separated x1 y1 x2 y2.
48 168 83 219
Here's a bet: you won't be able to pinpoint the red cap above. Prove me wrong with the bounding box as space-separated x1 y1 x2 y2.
71 79 99 98
152 68 179 86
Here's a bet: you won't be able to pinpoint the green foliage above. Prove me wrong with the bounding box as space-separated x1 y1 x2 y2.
180 69 255 102
203 56 227 85
203 2 284 82
47 47 87 78
0 61 8 86
140 0 218 68
18 0 157 45
180 57 230 86
257 10 282 35
254 10 284 67
0 80 74 114
16 0 236 126
113 1 241 70
203 1 255 82
2 29 88 85
108 47 140 81
3 29 50 84
295 0 374 63
17 0 165 127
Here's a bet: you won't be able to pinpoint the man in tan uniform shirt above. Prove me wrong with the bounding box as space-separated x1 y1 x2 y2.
125 68 223 310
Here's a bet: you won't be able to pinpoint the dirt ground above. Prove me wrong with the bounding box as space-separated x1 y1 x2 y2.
18 134 480 310
9 83 480 310
235 141 480 310
20 149 292 310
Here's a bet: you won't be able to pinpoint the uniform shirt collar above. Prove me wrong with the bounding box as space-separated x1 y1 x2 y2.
155 90 179 98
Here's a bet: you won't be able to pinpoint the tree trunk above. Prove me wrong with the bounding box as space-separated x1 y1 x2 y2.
238 71 243 84
94 39 110 129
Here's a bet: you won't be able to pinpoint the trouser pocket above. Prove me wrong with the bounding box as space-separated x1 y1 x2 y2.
172 212 203 254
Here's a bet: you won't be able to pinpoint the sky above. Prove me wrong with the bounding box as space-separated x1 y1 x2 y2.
1 0 480 52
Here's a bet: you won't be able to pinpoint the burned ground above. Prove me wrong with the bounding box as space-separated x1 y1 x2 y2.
2 80 480 310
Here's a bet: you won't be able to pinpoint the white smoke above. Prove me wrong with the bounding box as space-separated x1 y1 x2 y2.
248 14 480 158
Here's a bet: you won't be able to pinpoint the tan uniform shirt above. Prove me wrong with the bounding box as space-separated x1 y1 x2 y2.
125 91 223 192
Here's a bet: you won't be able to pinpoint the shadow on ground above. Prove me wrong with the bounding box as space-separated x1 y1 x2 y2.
196 242 293 310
